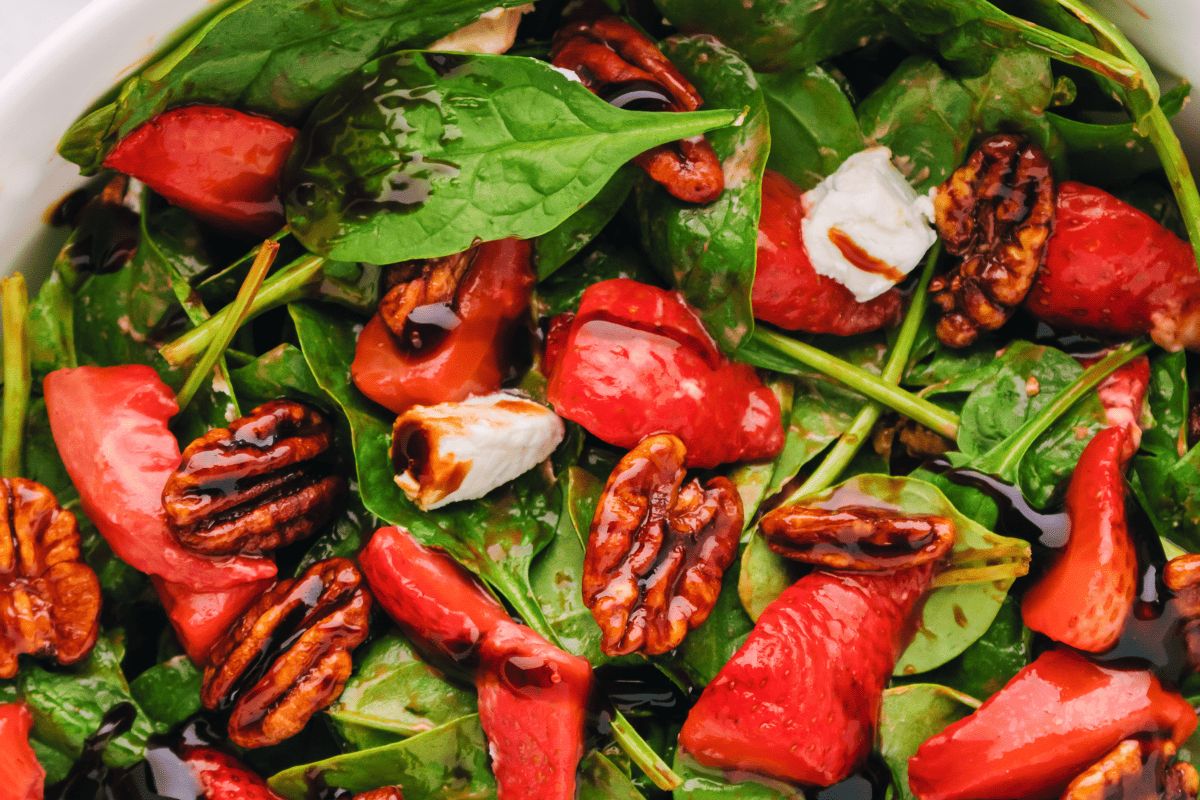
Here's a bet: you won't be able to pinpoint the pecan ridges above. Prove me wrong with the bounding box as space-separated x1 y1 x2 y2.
379 248 473 347
760 504 955 572
583 433 743 655
0 478 101 678
163 400 345 555
931 134 1055 347
201 558 370 749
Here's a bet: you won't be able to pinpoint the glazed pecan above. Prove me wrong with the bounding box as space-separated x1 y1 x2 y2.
379 248 473 349
1165 554 1200 673
163 400 345 555
551 16 724 203
0 478 101 678
1063 739 1198 800
583 433 743 656
352 790 405 800
202 558 370 748
759 504 955 572
931 134 1055 347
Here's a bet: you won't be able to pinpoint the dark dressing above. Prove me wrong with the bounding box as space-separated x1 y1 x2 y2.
815 754 893 800
46 704 203 800
600 80 674 112
59 184 141 275
401 301 460 352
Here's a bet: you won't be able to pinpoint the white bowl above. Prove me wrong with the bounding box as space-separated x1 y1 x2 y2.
0 0 1196 282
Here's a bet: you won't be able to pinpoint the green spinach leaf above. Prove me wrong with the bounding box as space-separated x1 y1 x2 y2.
129 656 202 733
672 751 801 799
59 0 535 172
919 595 1030 699
285 52 736 265
534 238 658 319
636 36 769 352
879 684 978 800
535 166 638 280
758 66 863 190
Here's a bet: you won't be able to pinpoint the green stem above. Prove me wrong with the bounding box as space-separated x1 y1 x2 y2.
176 241 278 411
610 711 683 791
973 338 1152 479
161 254 326 367
931 561 1030 588
1 275 30 477
1144 104 1200 267
785 246 941 503
1051 0 1159 100
749 328 960 441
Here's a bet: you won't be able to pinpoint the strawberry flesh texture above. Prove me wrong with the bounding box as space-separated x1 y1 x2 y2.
679 566 932 786
908 649 1197 800
752 170 902 336
1026 181 1200 351
0 703 44 800
181 746 283 800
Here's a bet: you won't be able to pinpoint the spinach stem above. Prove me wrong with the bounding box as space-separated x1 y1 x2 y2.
175 241 278 411
747 323 960 443
973 338 1152 479
161 253 326 367
1 275 30 477
785 246 941 503
610 712 683 791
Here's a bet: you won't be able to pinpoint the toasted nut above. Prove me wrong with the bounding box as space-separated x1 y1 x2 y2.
1165 554 1200 675
201 558 370 748
759 504 955 572
0 478 101 678
931 134 1055 347
163 400 345 555
583 434 743 655
391 392 564 510
378 249 473 348
1063 740 1198 800
551 16 724 203
353 789 405 800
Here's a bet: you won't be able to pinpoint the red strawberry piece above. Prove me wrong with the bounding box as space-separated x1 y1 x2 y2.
678 566 933 786
0 703 44 800
907 649 1197 800
181 746 283 800
1022 426 1138 652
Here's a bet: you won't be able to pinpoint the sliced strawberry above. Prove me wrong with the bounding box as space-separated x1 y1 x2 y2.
181 746 283 800
1022 426 1137 652
1091 355 1150 459
0 703 44 800
752 170 902 336
908 649 1197 800
678 566 932 786
154 577 275 664
103 105 296 236
476 620 593 800
1026 182 1200 351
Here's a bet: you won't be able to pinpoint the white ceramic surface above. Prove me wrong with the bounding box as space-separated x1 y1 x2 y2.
0 0 1196 281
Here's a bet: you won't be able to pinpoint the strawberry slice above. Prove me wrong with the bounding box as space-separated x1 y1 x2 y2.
908 649 1197 800
1091 355 1150 459
181 746 283 800
103 105 296 236
0 703 43 800
678 566 932 786
1022 426 1138 652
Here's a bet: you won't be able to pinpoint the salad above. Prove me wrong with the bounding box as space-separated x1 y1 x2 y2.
3 0 1200 798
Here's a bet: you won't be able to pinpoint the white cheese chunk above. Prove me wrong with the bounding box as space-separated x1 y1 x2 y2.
800 147 937 302
428 5 533 55
393 392 565 510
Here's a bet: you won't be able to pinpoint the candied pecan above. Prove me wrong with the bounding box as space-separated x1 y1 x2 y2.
1165 554 1200 673
1063 739 1198 800
583 433 743 655
379 248 473 348
759 504 955 572
0 478 101 678
931 134 1055 347
551 16 724 203
202 558 370 748
163 400 345 555
352 790 404 800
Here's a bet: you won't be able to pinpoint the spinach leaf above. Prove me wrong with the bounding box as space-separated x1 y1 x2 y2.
758 66 863 190
27 269 77 380
677 560 753 687
636 36 769 353
328 634 476 751
129 656 202 733
535 166 638 280
17 632 155 771
672 751 801 799
920 595 1030 699
879 684 978 800
59 0 535 172
653 0 883 72
271 714 643 799
230 343 328 407
285 52 736 265
534 238 658 319
288 302 557 632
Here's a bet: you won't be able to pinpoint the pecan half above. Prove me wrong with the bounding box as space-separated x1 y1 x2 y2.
379 248 473 349
583 433 743 655
551 16 724 203
163 400 345 555
759 504 955 572
0 478 101 678
201 558 370 749
931 134 1055 347
1165 554 1200 673
1063 740 1198 800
